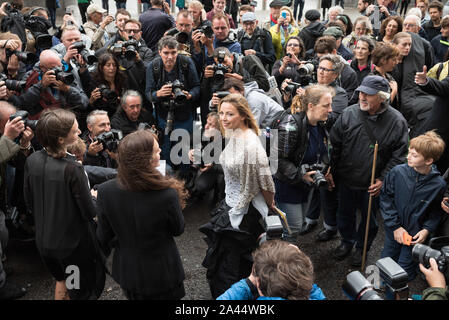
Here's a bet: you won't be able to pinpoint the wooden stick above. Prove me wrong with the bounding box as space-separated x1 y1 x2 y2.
361 142 378 272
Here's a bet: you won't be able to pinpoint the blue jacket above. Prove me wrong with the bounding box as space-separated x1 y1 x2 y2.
380 164 446 236
216 279 326 300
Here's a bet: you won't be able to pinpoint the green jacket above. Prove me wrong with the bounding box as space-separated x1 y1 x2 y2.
422 287 449 300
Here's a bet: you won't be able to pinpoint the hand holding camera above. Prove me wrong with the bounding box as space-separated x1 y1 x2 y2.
156 83 173 98
19 126 34 150
88 140 104 156
442 198 449 213
419 258 447 289
90 87 102 104
41 69 57 88
64 44 79 64
4 116 25 140
0 81 10 100
100 15 114 30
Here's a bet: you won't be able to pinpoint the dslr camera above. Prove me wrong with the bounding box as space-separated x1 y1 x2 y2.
198 23 214 38
212 49 229 84
209 91 230 112
95 129 123 152
0 73 26 92
412 239 449 282
24 14 53 50
283 81 301 95
167 79 187 104
50 67 75 85
300 163 327 188
5 49 37 65
343 257 409 300
70 41 97 65
9 110 38 131
98 84 118 104
122 36 139 60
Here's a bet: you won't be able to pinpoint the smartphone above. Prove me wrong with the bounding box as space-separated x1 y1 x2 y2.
65 8 72 15
281 12 287 19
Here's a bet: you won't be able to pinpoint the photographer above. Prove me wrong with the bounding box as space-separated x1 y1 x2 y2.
365 0 398 35
201 47 270 125
217 240 325 300
83 4 115 52
0 1 26 50
188 0 207 30
281 54 348 118
145 36 200 166
237 12 276 72
204 13 241 65
85 53 126 119
8 49 89 120
0 102 33 300
0 32 27 81
273 84 334 243
96 9 131 51
111 90 155 137
81 110 117 169
139 0 175 51
272 36 306 86
420 258 448 300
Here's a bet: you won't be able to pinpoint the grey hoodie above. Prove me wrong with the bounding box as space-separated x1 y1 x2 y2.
244 81 283 128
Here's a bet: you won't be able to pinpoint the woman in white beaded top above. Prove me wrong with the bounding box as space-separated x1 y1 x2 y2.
199 93 275 299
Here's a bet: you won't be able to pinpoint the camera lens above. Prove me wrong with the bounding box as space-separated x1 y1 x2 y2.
412 244 442 268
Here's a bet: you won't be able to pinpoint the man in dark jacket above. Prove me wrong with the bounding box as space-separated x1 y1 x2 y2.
430 16 449 63
422 1 443 42
329 76 409 267
82 110 118 169
323 26 353 61
237 12 276 70
299 9 325 51
111 90 155 137
139 0 175 51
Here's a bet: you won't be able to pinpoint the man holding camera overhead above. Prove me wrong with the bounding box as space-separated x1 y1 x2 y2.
83 4 114 52
146 36 200 168
7 50 89 120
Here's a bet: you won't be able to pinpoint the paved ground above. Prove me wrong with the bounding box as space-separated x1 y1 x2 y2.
5 189 428 300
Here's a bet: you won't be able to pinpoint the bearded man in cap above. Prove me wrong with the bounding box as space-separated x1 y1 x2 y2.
329 75 408 267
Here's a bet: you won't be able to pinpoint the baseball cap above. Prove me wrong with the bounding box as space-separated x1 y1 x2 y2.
87 4 107 16
323 26 344 39
356 76 390 95
241 12 257 22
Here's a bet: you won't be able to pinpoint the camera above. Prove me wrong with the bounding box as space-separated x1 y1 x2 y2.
122 36 139 60
298 62 315 77
65 8 72 15
0 73 26 92
9 110 38 131
199 24 214 38
98 84 118 104
209 91 230 111
109 43 123 56
300 163 327 189
412 243 449 281
176 32 189 44
342 257 409 300
24 14 53 50
258 215 284 245
5 49 37 65
51 66 75 85
168 79 187 104
95 129 123 152
212 49 229 84
70 41 97 65
283 81 301 95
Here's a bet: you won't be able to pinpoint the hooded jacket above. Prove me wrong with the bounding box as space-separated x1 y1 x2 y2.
244 81 283 128
380 164 446 236
299 21 326 51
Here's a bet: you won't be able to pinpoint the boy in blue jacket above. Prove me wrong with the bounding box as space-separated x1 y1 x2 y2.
217 240 326 300
380 131 447 281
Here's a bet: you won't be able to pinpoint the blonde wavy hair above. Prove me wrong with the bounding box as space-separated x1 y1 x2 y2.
291 84 335 114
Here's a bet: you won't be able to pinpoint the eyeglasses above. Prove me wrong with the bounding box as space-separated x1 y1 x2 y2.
125 29 140 34
403 23 417 28
287 43 300 47
318 66 336 73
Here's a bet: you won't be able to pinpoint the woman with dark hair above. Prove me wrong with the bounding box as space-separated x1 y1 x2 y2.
24 109 105 300
337 14 353 36
378 16 403 44
272 36 306 86
371 42 400 106
349 35 376 85
200 94 275 299
96 129 188 300
84 53 127 119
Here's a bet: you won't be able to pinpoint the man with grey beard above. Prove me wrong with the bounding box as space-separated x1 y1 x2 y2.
328 76 408 267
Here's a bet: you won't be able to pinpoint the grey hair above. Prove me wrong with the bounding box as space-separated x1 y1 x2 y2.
329 5 344 14
120 90 142 109
407 8 422 19
86 110 108 126
354 16 373 34
405 14 421 27
319 54 343 75
158 36 179 51
378 90 391 103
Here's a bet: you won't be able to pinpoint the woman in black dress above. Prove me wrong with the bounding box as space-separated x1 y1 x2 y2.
24 109 105 300
96 129 188 300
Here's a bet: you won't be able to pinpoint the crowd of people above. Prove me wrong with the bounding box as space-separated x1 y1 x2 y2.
0 0 448 301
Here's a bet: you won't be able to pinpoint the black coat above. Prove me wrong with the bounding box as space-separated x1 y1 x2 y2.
330 104 409 190
96 179 185 296
299 21 326 52
421 77 449 173
24 151 97 259
110 108 156 136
